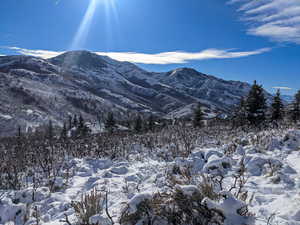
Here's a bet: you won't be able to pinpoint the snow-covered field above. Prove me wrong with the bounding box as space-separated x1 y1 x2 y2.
1 128 300 225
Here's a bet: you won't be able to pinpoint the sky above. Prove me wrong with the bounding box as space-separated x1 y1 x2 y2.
0 0 299 94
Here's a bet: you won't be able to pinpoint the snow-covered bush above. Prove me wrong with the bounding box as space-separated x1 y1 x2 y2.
203 191 254 225
120 184 254 225
71 188 105 225
0 122 299 225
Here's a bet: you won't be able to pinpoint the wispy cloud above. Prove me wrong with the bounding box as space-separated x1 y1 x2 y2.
5 46 271 65
229 0 300 44
272 86 293 90
96 48 271 64
8 47 64 59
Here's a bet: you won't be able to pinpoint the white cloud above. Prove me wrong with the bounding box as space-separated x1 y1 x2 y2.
8 47 64 59
6 47 271 65
272 86 293 90
229 0 300 44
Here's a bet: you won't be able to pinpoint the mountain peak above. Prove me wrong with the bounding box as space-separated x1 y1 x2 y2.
167 67 208 80
48 50 108 71
170 67 199 74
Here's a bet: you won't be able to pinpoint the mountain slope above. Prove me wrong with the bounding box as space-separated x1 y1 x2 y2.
0 51 272 136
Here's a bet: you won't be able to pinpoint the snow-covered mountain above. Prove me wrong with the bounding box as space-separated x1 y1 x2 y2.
281 94 294 103
0 50 272 135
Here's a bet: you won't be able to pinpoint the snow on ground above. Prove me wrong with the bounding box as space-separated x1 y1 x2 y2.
0 113 12 120
1 129 300 225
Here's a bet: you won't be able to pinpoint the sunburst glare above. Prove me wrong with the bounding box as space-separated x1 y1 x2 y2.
70 0 119 50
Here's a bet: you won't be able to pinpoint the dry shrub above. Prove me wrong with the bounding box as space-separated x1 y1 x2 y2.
199 175 220 201
119 196 160 225
71 188 105 225
120 185 224 225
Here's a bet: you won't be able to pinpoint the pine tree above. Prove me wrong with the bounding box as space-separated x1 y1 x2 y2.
291 102 300 122
78 115 90 137
97 114 103 130
17 125 22 138
105 112 116 133
60 122 67 140
47 120 54 140
245 80 267 126
78 115 84 130
232 97 248 127
147 114 155 132
296 90 300 103
73 115 78 128
291 90 300 122
271 89 284 121
193 104 204 128
16 125 22 149
134 115 143 133
68 115 73 130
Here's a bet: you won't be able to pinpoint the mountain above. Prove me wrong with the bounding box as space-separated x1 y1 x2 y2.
0 50 272 136
281 94 294 103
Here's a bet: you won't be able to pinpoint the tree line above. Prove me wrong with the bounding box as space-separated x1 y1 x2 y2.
232 80 300 128
15 80 300 140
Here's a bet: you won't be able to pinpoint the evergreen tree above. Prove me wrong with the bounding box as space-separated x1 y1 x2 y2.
271 89 284 121
245 80 267 126
47 120 54 140
193 104 204 128
291 102 300 122
60 122 67 140
296 90 300 103
232 97 248 127
134 115 143 133
17 125 22 138
97 114 103 130
147 114 155 132
125 120 131 130
16 125 23 149
73 115 78 128
78 114 84 130
78 115 90 137
68 115 73 130
291 90 300 122
105 112 116 133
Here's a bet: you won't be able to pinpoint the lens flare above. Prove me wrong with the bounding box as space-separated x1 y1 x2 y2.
104 0 119 50
70 0 119 50
70 0 98 50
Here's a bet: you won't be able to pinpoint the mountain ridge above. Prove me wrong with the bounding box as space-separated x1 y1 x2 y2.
0 51 272 136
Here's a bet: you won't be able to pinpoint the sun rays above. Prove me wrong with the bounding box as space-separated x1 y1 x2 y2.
70 0 119 50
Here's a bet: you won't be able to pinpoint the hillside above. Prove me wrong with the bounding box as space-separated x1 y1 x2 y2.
0 124 299 225
0 51 272 136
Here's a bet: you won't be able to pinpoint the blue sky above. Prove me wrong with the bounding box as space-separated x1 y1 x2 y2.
0 0 299 94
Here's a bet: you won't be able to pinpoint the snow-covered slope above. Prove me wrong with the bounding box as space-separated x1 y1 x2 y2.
0 51 272 135
1 128 300 225
281 94 294 103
